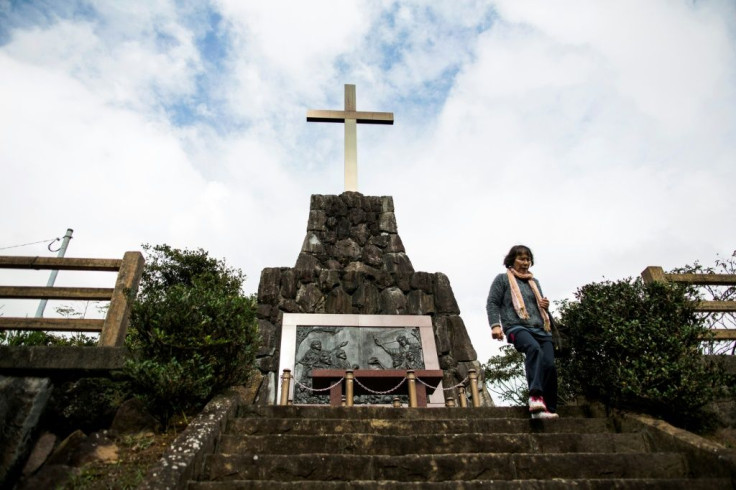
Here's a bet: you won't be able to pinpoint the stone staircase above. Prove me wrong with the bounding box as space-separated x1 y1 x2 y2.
186 405 734 489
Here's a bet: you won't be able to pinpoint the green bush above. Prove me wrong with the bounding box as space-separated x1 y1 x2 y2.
124 244 260 427
558 277 724 429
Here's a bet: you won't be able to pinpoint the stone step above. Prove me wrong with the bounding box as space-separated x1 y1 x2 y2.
227 416 611 436
202 452 698 482
237 405 595 420
189 478 734 490
219 432 649 455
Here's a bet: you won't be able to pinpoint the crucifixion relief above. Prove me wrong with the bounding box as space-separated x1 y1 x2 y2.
307 84 394 192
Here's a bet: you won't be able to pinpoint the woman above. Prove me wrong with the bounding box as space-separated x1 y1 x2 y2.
486 245 558 419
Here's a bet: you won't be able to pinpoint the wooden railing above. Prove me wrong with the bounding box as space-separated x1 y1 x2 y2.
0 252 144 372
642 266 736 340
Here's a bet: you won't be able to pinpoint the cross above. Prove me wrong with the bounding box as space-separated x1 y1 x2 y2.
307 84 394 192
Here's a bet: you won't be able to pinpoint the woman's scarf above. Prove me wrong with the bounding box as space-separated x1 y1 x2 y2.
507 268 551 332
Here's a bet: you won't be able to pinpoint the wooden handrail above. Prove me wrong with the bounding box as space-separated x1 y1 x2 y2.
0 251 144 349
0 318 104 332
642 266 736 286
641 266 736 343
0 256 122 271
0 286 114 300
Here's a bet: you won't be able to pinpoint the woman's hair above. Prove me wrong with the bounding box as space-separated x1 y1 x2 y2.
503 245 534 268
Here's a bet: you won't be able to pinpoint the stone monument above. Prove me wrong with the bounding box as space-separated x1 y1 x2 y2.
254 85 491 406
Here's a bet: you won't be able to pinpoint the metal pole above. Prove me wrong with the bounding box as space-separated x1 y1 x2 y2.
34 228 73 318
407 370 418 408
280 369 292 406
345 370 355 407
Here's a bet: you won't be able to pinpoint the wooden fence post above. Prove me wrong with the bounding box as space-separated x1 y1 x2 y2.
99 251 144 347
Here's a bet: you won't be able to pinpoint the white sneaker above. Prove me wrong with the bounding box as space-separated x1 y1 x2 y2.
528 396 547 413
531 411 559 419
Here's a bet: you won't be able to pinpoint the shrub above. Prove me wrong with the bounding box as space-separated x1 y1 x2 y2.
558 277 724 429
124 244 259 427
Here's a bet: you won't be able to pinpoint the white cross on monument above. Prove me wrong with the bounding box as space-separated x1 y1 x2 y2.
307 84 394 192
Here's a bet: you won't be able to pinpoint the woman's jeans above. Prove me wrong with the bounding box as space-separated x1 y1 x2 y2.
509 328 558 413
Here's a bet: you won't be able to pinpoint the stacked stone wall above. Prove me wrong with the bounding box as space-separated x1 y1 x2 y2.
255 192 491 406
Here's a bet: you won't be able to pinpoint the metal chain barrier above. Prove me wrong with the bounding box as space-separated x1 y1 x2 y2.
415 375 469 391
353 376 407 395
294 377 345 393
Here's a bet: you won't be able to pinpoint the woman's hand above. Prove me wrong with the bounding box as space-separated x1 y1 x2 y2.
540 297 550 310
491 325 504 341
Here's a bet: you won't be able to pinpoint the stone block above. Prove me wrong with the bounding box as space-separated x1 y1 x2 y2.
434 316 453 354
379 212 397 233
411 271 434 293
335 217 351 239
433 272 460 314
407 290 435 315
326 195 348 217
307 210 327 231
257 320 277 357
384 253 414 274
256 303 271 320
380 287 407 314
352 282 380 314
381 195 394 212
363 244 383 267
325 288 352 314
445 316 478 362
370 233 390 248
318 270 340 292
393 273 413 292
348 206 365 225
280 269 297 299
301 232 324 254
387 234 405 253
352 223 370 246
335 238 361 261
257 268 282 304
310 194 327 210
295 253 320 273
296 284 324 312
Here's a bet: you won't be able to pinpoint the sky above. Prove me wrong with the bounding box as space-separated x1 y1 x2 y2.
1 0 735 364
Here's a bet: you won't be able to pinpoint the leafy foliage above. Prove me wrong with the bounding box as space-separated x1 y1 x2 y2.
124 244 259 427
558 277 724 429
483 345 528 406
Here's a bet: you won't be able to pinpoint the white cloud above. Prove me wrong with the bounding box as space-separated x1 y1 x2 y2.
1 0 735 366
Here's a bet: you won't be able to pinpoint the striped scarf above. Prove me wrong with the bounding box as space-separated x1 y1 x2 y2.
507 268 551 332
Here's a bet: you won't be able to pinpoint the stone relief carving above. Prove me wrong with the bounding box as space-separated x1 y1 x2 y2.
293 325 425 404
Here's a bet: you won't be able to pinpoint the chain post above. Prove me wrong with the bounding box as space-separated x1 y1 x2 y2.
458 386 468 408
280 369 292 406
392 397 401 408
345 370 355 407
445 399 456 407
406 370 418 408
468 369 480 407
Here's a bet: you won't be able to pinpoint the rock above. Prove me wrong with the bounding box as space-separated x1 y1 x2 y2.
22 432 56 476
257 268 282 303
296 283 323 312
0 376 52 486
279 270 299 298
110 398 159 435
433 272 460 314
257 320 277 357
379 212 397 233
325 288 352 314
46 430 87 466
16 464 77 490
380 287 407 314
